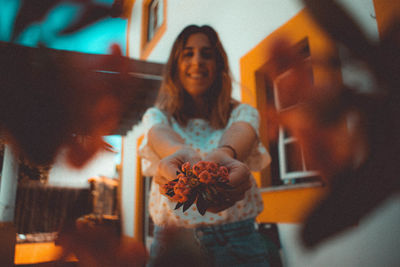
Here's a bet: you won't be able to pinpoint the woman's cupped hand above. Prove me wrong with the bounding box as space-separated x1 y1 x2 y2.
154 147 252 213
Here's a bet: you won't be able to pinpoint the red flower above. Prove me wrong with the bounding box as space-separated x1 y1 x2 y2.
174 186 190 195
174 179 191 196
177 173 189 184
172 193 188 203
193 161 207 176
198 170 213 184
218 166 229 179
206 162 218 175
172 185 191 203
188 177 200 188
161 180 177 195
162 161 233 214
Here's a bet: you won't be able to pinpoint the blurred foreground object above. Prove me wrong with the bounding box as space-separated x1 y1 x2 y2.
1 0 157 168
149 226 211 267
0 145 18 266
0 41 162 167
267 0 400 248
0 41 123 167
58 214 148 267
0 221 16 266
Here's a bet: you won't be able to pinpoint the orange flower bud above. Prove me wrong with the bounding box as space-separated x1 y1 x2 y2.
193 161 207 175
181 162 191 173
199 170 213 184
206 162 218 175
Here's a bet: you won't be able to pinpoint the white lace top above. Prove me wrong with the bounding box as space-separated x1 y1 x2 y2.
139 103 271 228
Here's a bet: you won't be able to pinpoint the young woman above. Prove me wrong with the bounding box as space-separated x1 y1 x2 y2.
139 25 271 267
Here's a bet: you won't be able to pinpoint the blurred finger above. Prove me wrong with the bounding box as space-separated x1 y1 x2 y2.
228 167 251 187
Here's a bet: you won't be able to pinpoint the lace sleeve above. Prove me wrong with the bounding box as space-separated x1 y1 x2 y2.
230 104 271 171
138 107 169 176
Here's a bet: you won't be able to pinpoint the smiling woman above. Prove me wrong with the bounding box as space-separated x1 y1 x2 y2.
138 24 272 267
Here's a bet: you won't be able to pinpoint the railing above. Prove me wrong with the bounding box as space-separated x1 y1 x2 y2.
14 181 92 234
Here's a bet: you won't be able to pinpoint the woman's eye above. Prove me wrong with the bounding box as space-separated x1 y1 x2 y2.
202 51 213 59
182 51 193 58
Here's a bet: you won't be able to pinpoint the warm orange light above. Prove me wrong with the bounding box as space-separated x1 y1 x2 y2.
14 242 77 265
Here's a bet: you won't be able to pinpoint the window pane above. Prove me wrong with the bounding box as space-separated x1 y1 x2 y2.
147 0 162 42
285 141 304 172
147 4 153 41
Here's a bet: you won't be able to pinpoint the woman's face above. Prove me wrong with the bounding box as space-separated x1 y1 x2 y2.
177 33 217 99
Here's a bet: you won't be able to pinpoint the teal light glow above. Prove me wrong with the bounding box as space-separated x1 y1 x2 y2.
104 135 122 165
1 0 127 55
0 0 21 41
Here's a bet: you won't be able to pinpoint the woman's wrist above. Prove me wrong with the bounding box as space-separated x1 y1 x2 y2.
217 145 237 159
173 144 199 158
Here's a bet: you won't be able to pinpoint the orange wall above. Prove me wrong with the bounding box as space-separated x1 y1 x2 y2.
241 9 337 223
257 186 328 223
373 0 400 38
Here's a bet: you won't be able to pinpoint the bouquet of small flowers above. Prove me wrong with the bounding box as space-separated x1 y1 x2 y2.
161 161 233 215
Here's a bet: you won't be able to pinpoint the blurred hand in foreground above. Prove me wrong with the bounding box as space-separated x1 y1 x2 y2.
58 216 148 267
0 43 125 168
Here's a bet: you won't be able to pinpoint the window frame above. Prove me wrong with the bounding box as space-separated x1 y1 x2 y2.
240 9 342 188
271 46 320 183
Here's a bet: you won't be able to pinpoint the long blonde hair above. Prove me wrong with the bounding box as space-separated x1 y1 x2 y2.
155 25 233 129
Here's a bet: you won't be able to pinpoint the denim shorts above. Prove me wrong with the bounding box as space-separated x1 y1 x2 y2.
148 218 270 267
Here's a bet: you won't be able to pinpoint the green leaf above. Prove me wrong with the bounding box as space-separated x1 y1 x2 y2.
182 192 197 212
209 185 218 196
196 193 209 215
175 202 183 210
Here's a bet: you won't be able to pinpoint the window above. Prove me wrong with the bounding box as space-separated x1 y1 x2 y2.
239 9 340 223
240 8 343 188
141 0 167 59
266 40 321 185
147 0 163 42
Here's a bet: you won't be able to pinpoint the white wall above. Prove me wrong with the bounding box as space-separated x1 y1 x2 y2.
123 1 400 266
278 195 400 267
120 125 144 237
48 149 118 188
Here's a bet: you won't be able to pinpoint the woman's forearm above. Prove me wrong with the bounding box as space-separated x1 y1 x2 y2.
148 124 188 159
148 124 201 185
218 122 258 161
